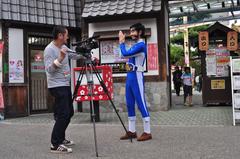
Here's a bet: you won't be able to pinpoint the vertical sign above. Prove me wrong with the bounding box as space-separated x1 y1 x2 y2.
184 28 190 66
0 41 4 114
147 43 159 70
227 31 238 51
0 41 3 83
199 31 209 51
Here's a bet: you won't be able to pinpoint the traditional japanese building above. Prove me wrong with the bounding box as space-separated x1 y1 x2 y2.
0 0 82 118
0 0 171 119
81 0 170 112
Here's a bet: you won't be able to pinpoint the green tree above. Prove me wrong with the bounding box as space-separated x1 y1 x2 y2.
170 24 209 73
171 25 209 46
170 44 184 65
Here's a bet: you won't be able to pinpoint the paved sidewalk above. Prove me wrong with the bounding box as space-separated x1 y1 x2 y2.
3 106 232 126
0 106 237 159
1 122 240 159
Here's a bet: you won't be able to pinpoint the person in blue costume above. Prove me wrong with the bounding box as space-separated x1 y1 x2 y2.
119 23 152 141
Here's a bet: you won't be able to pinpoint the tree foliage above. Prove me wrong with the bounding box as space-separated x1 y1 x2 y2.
171 25 209 46
170 44 184 65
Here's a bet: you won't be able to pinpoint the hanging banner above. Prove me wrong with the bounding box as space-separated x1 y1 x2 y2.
199 31 209 51
0 42 3 83
227 31 238 51
147 43 159 71
0 41 4 120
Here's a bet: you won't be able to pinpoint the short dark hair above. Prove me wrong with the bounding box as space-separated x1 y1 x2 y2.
130 23 145 38
184 67 190 72
52 26 67 39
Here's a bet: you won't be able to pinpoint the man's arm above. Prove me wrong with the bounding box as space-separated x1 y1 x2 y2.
44 48 64 73
120 42 145 57
62 45 86 60
68 53 86 60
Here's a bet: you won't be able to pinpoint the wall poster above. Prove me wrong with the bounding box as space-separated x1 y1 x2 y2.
206 48 230 77
232 59 240 73
206 49 216 76
8 28 24 83
99 39 149 73
9 59 24 83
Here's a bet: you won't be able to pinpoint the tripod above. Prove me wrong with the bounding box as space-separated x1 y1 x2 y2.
72 58 132 157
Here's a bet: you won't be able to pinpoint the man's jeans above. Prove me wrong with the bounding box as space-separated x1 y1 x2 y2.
49 86 74 147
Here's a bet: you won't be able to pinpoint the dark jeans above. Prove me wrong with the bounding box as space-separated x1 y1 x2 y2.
174 82 181 96
49 86 74 147
183 85 192 103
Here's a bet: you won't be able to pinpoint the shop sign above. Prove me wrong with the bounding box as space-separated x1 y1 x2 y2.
199 31 209 51
211 79 225 90
227 31 238 51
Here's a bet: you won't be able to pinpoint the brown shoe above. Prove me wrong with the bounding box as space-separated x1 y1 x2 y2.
137 132 152 141
120 131 137 140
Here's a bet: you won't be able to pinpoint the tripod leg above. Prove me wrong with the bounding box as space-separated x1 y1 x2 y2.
89 99 99 157
90 101 100 122
91 64 132 142
72 67 86 103
85 62 99 157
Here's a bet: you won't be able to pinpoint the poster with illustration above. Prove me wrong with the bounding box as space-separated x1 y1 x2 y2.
100 39 135 64
9 59 24 83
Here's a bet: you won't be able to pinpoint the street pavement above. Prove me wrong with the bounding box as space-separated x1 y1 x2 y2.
1 104 240 159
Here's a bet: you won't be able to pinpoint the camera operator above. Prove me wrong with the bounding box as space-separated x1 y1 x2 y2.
44 26 85 153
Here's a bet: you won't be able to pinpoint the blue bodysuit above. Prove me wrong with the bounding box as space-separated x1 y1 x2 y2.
120 39 150 120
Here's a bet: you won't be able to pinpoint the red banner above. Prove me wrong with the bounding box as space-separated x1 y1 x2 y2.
147 43 159 70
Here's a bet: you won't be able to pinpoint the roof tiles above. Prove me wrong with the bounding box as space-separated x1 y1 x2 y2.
0 0 81 27
82 0 161 18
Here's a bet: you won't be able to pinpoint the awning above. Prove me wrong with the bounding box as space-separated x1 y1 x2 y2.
82 0 161 18
169 0 240 18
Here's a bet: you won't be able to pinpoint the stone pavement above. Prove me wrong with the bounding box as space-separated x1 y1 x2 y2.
3 105 232 126
1 123 240 159
1 105 239 159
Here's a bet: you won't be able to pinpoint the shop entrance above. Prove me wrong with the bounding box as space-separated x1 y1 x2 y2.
28 36 54 114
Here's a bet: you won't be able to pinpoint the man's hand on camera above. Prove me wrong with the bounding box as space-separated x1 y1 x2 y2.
119 31 125 44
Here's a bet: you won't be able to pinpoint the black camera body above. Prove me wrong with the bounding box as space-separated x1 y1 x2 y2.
72 36 99 58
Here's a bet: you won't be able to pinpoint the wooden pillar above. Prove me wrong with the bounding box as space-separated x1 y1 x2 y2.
157 0 171 107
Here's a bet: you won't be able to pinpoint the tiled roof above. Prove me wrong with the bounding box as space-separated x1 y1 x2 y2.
82 0 161 18
0 0 81 27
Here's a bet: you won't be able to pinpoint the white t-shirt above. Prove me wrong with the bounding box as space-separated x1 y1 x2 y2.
181 73 192 86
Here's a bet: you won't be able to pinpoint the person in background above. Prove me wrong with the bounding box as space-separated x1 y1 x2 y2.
173 66 182 96
181 67 193 106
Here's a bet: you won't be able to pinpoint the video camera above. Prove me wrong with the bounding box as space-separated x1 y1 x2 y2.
71 35 99 58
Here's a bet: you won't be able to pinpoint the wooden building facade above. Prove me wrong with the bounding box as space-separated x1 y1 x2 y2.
81 0 171 111
0 0 82 118
0 0 171 118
